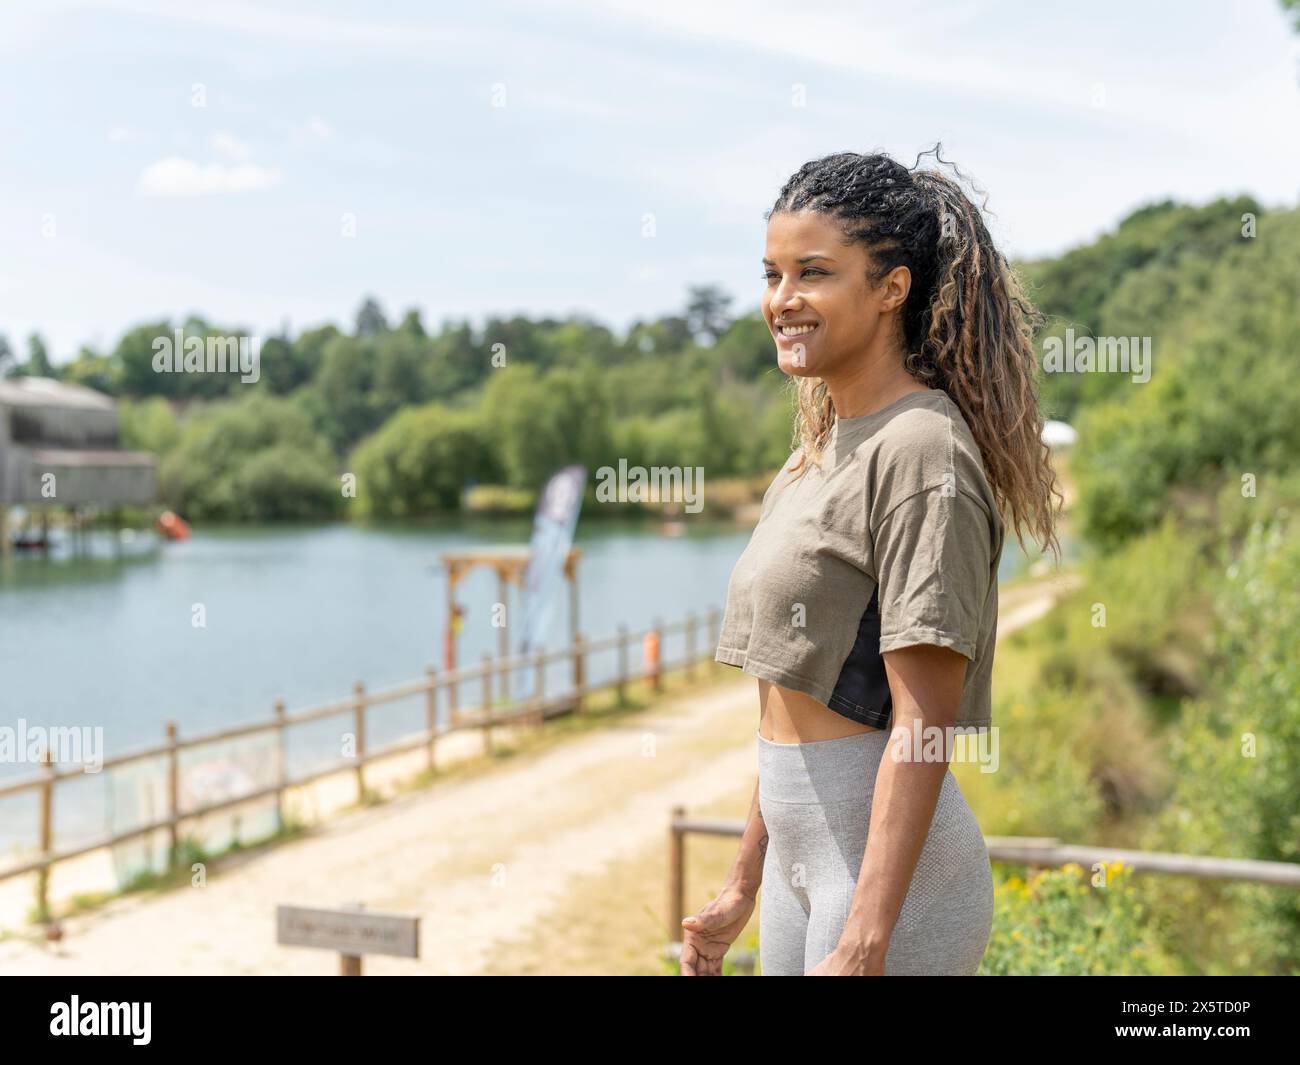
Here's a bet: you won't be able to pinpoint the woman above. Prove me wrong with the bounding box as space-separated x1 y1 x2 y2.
680 148 1062 976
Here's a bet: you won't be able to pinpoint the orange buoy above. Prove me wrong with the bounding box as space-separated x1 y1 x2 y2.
156 510 191 541
643 629 661 688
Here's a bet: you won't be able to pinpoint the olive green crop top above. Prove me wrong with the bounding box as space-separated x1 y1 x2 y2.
714 388 1004 730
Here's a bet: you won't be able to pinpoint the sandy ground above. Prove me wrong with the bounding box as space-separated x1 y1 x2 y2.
0 570 1080 975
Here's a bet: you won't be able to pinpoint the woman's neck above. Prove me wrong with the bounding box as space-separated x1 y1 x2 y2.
824 354 930 421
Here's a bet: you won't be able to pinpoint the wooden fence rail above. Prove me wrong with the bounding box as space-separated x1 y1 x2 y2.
666 808 1300 964
0 606 725 917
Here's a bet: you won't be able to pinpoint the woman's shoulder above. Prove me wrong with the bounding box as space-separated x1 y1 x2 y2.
872 388 970 447
864 391 993 514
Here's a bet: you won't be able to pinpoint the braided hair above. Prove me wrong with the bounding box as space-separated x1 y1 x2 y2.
768 145 1063 565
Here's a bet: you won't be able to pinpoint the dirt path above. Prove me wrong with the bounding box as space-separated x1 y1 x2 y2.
0 571 1080 975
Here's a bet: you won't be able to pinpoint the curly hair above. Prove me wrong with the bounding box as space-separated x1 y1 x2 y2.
768 144 1063 565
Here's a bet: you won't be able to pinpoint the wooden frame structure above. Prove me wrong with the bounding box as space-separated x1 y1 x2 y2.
439 545 582 704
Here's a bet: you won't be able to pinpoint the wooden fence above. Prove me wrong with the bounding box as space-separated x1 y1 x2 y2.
0 606 724 916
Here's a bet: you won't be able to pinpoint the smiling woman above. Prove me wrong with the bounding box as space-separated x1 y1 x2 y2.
679 146 1064 977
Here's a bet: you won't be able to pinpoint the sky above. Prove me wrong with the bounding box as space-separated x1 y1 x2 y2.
1 0 1298 360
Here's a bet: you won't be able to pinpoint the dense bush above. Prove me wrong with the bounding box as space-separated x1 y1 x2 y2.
158 395 341 521
1140 513 1300 974
349 403 498 516
980 862 1174 975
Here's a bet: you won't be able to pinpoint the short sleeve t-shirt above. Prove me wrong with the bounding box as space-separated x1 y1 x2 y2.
714 388 1005 731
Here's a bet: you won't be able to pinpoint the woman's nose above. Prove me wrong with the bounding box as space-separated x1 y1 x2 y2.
772 281 801 312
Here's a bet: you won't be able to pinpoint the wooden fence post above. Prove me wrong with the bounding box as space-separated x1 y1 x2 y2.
424 667 439 775
37 749 54 920
352 682 366 800
448 658 460 729
533 649 546 728
481 653 494 756
616 623 629 706
166 721 179 867
273 699 287 832
573 633 586 713
685 611 697 681
669 804 686 947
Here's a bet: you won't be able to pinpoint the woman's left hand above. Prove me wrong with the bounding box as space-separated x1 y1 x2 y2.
806 941 886 975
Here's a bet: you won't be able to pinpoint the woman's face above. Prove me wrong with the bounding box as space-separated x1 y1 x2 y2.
762 209 909 379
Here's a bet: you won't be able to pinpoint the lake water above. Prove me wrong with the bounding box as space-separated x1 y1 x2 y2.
0 516 1053 861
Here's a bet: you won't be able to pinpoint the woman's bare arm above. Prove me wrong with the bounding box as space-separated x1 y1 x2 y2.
722 779 768 898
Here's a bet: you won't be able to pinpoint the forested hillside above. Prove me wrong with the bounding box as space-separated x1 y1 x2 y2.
2 197 1296 538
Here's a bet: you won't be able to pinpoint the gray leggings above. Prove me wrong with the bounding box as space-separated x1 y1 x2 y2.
757 729 994 975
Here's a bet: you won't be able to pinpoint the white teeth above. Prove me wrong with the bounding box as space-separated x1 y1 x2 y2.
780 324 816 336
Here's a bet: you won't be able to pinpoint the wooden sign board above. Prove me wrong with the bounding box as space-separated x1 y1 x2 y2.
276 905 420 959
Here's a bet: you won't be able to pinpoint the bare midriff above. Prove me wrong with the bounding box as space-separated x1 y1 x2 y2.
757 679 882 743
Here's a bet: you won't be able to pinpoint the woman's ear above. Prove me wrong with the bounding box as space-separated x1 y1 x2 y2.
879 265 912 314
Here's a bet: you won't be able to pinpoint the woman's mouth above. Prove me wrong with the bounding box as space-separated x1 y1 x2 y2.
776 323 818 344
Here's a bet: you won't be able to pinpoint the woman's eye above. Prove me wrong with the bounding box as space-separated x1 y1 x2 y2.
763 269 824 281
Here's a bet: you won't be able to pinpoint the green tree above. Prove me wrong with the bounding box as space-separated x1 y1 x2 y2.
1023 196 1262 423
119 396 181 455
61 345 119 394
354 296 388 338
305 334 377 453
350 404 496 515
685 284 734 345
424 320 485 399
159 394 340 520
259 327 317 395
398 308 427 339
372 329 432 424
482 363 614 490
623 316 692 356
1073 207 1300 551
24 333 55 377
116 317 248 399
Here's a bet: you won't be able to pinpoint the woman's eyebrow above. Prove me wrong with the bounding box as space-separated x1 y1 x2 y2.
762 254 836 265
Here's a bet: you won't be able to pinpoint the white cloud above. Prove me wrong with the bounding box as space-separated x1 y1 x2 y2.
137 157 283 196
211 131 253 162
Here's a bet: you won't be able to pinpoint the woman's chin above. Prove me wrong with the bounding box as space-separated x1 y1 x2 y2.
777 349 819 376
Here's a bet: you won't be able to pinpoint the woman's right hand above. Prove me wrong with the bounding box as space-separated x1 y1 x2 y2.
679 886 757 975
